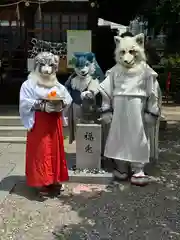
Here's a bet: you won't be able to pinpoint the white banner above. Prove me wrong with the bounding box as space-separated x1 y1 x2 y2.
67 30 92 68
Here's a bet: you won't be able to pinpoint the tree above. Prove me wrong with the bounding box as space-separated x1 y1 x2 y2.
139 0 180 52
139 0 180 31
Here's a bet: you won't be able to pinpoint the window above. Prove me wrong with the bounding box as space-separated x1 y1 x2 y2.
62 15 69 23
61 14 88 39
51 14 60 42
62 14 87 30
78 14 87 29
70 15 78 29
33 11 88 42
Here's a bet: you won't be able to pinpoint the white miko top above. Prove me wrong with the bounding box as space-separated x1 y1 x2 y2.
102 62 158 98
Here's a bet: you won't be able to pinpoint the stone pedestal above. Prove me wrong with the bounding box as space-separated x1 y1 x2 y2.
76 124 101 170
160 115 167 130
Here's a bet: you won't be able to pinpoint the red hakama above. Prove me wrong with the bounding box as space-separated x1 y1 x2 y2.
26 111 68 187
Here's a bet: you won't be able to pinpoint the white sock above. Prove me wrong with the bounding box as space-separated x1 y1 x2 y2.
133 170 145 177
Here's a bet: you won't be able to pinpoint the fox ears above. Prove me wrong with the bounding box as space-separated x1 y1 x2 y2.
114 33 144 47
134 33 144 46
73 52 95 62
114 36 121 45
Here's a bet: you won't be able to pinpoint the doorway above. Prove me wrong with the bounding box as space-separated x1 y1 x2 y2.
94 26 117 73
0 9 27 105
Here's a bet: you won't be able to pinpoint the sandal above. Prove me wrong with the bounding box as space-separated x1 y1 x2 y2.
131 174 149 186
48 184 65 196
35 186 50 198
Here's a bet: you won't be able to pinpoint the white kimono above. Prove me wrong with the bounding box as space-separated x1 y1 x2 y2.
19 77 72 130
100 63 161 164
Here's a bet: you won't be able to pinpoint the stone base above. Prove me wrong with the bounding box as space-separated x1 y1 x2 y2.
160 116 167 130
76 123 101 170
68 170 113 184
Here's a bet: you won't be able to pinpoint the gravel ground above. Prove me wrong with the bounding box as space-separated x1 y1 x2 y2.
0 122 180 240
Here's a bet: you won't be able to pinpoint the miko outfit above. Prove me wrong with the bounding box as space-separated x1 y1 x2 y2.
100 62 161 181
19 78 72 189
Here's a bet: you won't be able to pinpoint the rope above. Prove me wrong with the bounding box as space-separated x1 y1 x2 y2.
0 0 23 7
0 0 51 7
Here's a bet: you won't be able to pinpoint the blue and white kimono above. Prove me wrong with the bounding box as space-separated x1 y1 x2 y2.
64 52 106 144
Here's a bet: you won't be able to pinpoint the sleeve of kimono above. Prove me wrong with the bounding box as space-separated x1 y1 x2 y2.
105 68 112 77
99 74 112 99
146 76 162 117
19 80 36 129
64 73 74 91
61 84 73 114
99 74 113 111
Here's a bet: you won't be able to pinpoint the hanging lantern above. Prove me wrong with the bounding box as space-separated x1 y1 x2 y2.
16 3 20 21
90 2 96 8
25 1 30 7
38 2 42 21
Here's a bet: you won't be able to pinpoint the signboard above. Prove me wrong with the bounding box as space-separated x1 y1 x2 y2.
28 38 67 58
67 30 92 68
76 124 101 170
27 38 67 73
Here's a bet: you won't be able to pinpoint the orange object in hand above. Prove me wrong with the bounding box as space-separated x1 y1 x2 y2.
48 91 57 99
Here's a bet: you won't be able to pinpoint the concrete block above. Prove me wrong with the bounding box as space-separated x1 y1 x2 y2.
0 116 22 126
68 170 113 185
0 126 27 137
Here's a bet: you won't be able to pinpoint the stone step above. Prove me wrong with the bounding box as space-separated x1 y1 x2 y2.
0 116 22 126
0 115 167 126
0 126 26 137
0 116 68 127
0 126 68 143
0 136 26 143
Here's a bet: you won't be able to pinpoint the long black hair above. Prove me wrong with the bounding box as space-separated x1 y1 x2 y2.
120 31 134 38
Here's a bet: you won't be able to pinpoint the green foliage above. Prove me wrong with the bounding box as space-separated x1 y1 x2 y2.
141 0 180 31
156 0 180 13
165 53 180 67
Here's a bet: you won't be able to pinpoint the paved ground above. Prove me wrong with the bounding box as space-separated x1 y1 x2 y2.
0 106 180 239
162 105 180 121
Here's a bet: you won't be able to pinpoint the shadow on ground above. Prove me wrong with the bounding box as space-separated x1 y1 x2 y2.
0 176 47 202
0 151 76 202
66 153 76 169
1 122 180 239
0 175 24 193
52 122 180 240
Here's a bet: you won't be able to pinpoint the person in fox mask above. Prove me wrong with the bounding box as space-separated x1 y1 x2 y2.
84 33 162 185
19 52 72 197
101 33 162 186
